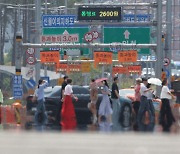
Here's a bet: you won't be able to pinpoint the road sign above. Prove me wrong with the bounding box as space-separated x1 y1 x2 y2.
41 76 50 85
78 7 121 21
43 27 89 55
123 14 151 22
41 30 79 43
26 56 35 65
62 49 81 56
94 51 113 65
118 50 138 63
26 48 35 55
40 51 60 63
81 62 91 73
13 75 23 99
104 27 150 55
25 66 34 78
92 31 99 39
42 15 76 28
164 57 170 66
26 79 36 89
84 32 93 42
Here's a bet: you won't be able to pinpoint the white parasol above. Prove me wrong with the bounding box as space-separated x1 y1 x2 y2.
148 78 162 86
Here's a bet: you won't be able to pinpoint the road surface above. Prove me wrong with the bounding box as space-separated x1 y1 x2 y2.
0 131 179 154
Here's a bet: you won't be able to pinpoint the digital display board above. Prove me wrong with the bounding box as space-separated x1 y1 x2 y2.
78 7 121 21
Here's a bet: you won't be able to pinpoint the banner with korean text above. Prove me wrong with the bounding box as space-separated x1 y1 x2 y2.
40 51 60 63
94 51 112 67
118 50 137 63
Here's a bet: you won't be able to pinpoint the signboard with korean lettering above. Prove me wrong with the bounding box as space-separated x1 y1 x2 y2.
13 75 23 99
123 14 151 22
127 65 141 74
40 51 60 63
81 62 91 73
42 15 76 28
112 66 128 74
118 50 137 63
68 64 81 72
94 51 113 66
43 27 89 55
56 63 68 72
41 30 79 43
78 7 121 21
104 27 150 55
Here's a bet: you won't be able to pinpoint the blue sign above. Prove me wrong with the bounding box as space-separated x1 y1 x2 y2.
26 79 36 89
13 75 23 99
41 76 50 86
42 15 76 27
123 14 151 22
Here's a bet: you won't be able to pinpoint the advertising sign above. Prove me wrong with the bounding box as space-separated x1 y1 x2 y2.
118 50 137 63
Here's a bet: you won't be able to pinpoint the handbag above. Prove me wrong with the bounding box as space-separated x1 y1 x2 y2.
32 95 37 102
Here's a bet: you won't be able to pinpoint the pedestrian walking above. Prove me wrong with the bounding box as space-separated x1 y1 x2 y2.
61 75 68 102
111 76 121 131
88 79 98 125
137 78 153 131
159 78 175 132
61 78 78 131
34 79 48 130
132 78 142 131
146 83 155 131
98 80 113 132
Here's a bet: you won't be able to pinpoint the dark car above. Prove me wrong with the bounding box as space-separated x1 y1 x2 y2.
26 85 132 130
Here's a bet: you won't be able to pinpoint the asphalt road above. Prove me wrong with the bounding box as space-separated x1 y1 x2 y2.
0 131 180 154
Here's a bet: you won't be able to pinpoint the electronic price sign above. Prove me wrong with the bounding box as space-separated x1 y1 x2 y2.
78 7 121 21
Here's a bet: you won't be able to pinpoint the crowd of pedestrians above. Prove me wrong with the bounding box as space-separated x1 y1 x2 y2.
33 75 176 133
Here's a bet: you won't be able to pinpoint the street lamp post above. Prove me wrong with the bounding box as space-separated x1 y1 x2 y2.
35 0 41 83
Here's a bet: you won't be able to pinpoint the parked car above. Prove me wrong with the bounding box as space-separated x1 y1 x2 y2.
26 85 133 130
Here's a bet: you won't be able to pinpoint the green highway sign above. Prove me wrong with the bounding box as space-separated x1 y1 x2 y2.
104 27 150 55
42 27 89 55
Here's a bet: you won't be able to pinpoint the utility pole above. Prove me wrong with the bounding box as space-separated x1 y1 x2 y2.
156 0 163 96
35 0 41 83
44 0 48 76
164 0 172 85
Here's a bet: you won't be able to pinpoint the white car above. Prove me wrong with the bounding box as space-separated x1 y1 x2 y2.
141 68 155 77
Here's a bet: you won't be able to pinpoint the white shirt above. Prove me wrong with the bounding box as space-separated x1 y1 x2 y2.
64 84 73 95
160 86 172 99
140 83 148 97
147 91 153 100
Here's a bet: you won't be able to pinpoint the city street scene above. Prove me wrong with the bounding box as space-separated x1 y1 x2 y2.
0 0 180 153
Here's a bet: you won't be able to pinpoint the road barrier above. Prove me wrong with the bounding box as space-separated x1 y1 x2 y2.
0 103 26 129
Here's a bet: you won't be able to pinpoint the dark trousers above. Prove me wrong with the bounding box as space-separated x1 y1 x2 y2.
137 96 155 132
159 99 175 132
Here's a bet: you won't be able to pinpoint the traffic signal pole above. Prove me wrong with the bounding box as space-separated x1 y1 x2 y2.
156 0 163 96
35 0 41 83
164 0 172 85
